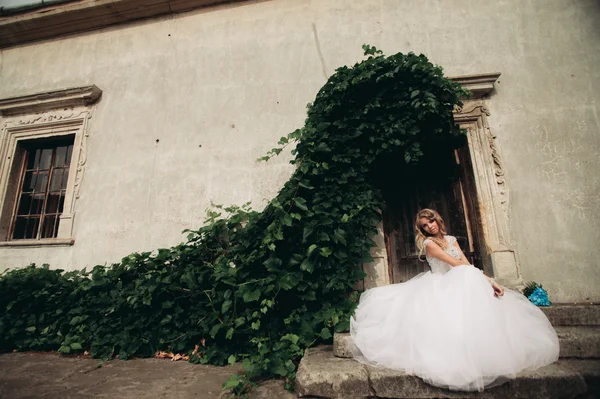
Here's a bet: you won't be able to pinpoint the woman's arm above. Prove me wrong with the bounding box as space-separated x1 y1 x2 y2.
452 241 470 265
451 241 504 297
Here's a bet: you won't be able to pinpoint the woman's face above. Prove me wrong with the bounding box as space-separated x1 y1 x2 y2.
419 217 440 236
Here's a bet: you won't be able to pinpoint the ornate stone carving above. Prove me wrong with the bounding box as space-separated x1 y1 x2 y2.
16 109 89 126
72 130 89 208
452 101 523 288
454 104 509 216
487 127 509 211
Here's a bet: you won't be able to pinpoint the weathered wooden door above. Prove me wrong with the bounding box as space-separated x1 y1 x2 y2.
382 145 481 283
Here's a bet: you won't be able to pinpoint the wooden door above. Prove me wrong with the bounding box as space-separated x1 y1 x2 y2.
382 144 481 284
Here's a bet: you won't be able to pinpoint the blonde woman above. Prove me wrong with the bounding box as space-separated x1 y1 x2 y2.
350 209 559 392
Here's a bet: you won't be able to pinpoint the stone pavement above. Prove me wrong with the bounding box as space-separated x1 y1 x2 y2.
0 352 295 399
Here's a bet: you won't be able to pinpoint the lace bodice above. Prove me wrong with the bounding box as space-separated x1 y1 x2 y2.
423 235 461 274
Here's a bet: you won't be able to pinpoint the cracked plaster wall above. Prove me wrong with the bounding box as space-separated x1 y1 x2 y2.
0 0 598 302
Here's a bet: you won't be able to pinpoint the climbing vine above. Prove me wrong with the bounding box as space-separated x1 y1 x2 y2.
0 45 468 394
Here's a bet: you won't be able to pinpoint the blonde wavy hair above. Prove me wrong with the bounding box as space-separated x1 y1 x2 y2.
415 208 448 260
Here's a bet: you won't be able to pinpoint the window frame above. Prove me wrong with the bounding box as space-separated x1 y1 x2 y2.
0 85 101 247
9 138 75 240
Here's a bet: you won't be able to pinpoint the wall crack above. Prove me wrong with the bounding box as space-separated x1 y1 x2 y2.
311 22 328 80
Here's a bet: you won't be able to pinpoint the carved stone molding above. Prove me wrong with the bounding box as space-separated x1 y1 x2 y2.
450 73 501 99
453 102 523 288
0 86 100 246
0 85 101 116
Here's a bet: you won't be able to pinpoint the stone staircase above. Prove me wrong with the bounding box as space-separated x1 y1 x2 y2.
296 305 600 398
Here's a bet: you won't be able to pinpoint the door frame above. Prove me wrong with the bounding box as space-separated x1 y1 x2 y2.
362 73 524 290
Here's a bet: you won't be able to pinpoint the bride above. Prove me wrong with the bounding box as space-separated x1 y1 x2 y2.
350 208 560 392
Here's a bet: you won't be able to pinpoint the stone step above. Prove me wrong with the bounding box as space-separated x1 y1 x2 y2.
296 346 590 399
556 326 600 358
541 305 600 326
334 326 600 359
559 359 600 399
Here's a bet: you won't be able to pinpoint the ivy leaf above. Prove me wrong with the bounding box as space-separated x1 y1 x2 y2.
281 334 300 345
298 181 314 190
320 327 332 340
283 214 293 227
273 227 284 241
307 244 318 256
234 317 246 327
222 374 241 389
303 227 314 242
289 253 304 266
361 253 374 263
320 247 333 257
221 300 232 313
209 323 224 338
228 355 237 365
279 274 299 290
300 259 314 273
294 197 308 211
243 289 261 303
334 229 347 245
263 257 282 270
272 362 288 377
300 290 316 300
335 319 351 332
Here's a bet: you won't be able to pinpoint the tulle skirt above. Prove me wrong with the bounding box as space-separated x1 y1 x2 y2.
350 265 559 392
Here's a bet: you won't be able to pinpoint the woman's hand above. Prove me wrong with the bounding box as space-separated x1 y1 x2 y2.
492 281 504 297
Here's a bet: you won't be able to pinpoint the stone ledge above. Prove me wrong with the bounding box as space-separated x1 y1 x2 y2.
0 238 75 247
0 85 102 116
0 0 238 48
297 346 587 399
449 72 501 99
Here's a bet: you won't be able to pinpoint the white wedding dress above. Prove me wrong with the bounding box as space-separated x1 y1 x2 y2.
350 235 559 392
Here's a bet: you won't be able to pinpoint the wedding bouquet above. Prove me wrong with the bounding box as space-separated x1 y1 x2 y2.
523 281 551 307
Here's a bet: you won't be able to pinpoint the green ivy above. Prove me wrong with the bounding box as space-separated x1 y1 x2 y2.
0 45 467 394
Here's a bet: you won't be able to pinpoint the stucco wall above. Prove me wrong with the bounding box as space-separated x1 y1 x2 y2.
0 0 599 302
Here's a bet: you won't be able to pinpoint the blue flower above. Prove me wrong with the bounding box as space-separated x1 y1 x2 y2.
527 286 551 306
